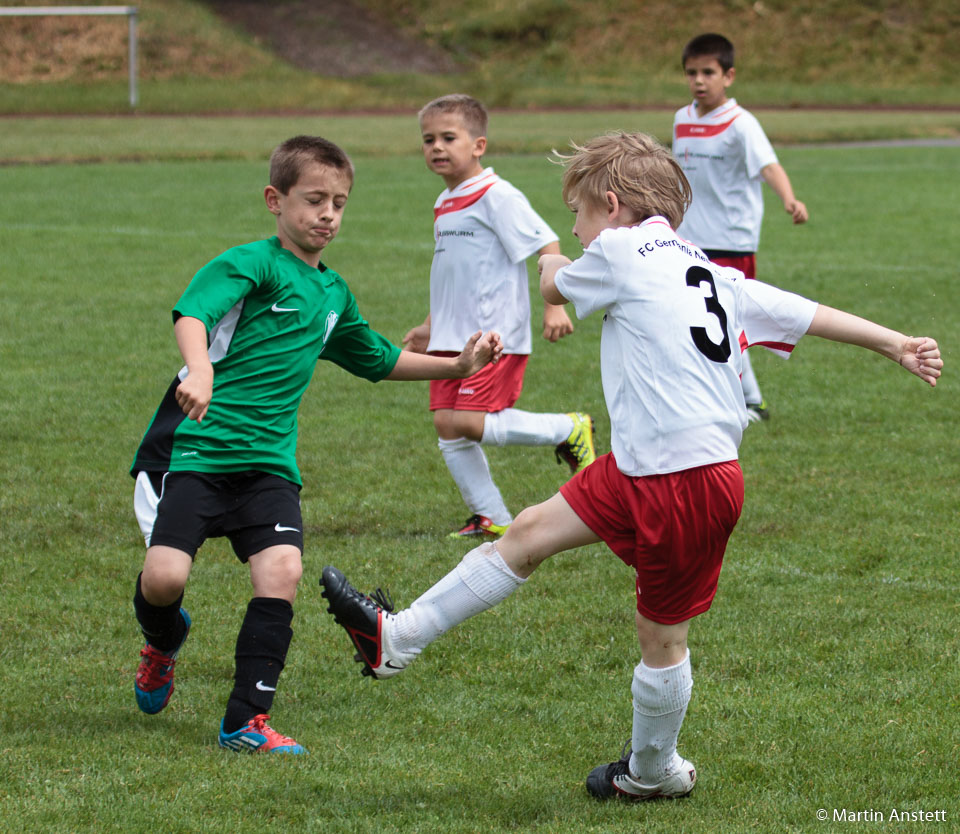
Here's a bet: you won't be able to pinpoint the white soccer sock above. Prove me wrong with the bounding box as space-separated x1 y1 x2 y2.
740 349 763 406
480 408 573 447
438 436 512 525
389 542 525 656
629 652 693 783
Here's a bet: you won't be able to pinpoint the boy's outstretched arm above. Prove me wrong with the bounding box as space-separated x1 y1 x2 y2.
761 162 808 224
806 304 942 387
174 315 214 422
386 330 503 381
538 242 575 342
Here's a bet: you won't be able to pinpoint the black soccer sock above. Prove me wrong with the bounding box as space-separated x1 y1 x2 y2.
222 597 294 734
133 572 186 652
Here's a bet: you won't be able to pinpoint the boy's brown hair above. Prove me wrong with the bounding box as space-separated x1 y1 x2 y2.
556 132 692 230
269 135 355 195
682 32 735 72
418 94 488 139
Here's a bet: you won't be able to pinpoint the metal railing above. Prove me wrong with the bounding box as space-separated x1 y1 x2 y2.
0 5 139 107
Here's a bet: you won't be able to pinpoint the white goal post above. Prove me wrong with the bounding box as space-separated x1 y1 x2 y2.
0 5 139 107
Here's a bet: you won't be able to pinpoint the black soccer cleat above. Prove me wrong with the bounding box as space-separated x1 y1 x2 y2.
586 747 697 801
320 566 408 680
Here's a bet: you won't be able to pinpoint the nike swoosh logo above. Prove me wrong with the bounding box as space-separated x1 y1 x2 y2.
274 523 300 533
271 303 298 313
384 661 405 670
255 680 277 692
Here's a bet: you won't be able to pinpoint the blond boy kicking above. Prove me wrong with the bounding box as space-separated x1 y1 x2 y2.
321 132 940 797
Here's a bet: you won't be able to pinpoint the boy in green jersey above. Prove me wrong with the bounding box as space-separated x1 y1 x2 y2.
130 135 502 753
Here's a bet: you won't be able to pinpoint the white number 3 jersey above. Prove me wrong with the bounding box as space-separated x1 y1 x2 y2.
554 217 817 476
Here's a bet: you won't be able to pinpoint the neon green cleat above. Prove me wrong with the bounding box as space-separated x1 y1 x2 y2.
555 412 596 474
745 400 770 423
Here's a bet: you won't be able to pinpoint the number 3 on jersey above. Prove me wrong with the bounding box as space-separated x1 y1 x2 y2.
686 266 731 363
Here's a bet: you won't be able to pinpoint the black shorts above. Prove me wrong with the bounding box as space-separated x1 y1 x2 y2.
136 470 303 562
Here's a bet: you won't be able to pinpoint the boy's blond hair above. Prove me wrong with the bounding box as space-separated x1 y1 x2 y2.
418 94 488 139
557 132 691 230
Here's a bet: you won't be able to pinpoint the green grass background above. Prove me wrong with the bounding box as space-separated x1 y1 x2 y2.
0 117 958 832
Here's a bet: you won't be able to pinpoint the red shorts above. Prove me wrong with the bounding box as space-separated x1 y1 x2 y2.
560 453 744 624
429 353 529 412
708 253 756 279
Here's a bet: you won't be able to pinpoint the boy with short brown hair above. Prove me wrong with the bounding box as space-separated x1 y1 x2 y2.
130 135 501 754
674 32 809 422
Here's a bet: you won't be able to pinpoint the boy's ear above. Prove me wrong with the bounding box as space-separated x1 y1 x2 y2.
264 185 281 215
606 190 621 218
473 135 487 158
724 66 736 86
607 191 641 225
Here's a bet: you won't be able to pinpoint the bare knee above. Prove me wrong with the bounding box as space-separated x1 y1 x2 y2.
434 409 485 442
141 546 192 605
496 504 555 576
497 493 599 578
508 503 548 545
249 546 302 603
636 611 689 667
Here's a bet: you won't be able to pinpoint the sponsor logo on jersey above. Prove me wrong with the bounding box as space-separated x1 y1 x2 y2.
674 114 741 139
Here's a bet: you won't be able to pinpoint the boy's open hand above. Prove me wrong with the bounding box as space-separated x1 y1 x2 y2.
402 322 430 354
899 337 942 387
457 330 503 377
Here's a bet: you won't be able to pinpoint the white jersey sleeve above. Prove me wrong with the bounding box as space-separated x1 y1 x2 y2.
553 239 616 321
738 275 817 358
488 181 557 264
740 110 778 180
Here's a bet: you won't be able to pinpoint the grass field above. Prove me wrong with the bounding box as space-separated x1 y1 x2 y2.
4 109 960 166
0 118 957 833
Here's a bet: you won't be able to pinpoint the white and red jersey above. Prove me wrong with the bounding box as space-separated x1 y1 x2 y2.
672 99 778 253
427 167 558 354
554 217 817 477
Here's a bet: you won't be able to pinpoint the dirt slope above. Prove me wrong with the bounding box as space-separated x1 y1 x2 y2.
203 0 456 77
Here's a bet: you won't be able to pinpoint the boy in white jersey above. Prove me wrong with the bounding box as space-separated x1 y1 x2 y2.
129 135 502 755
402 94 596 539
320 132 940 800
673 32 809 422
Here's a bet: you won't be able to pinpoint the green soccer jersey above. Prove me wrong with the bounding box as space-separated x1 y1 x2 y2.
131 237 401 486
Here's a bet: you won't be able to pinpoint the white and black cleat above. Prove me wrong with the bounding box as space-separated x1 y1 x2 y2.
320 565 409 680
586 748 696 801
